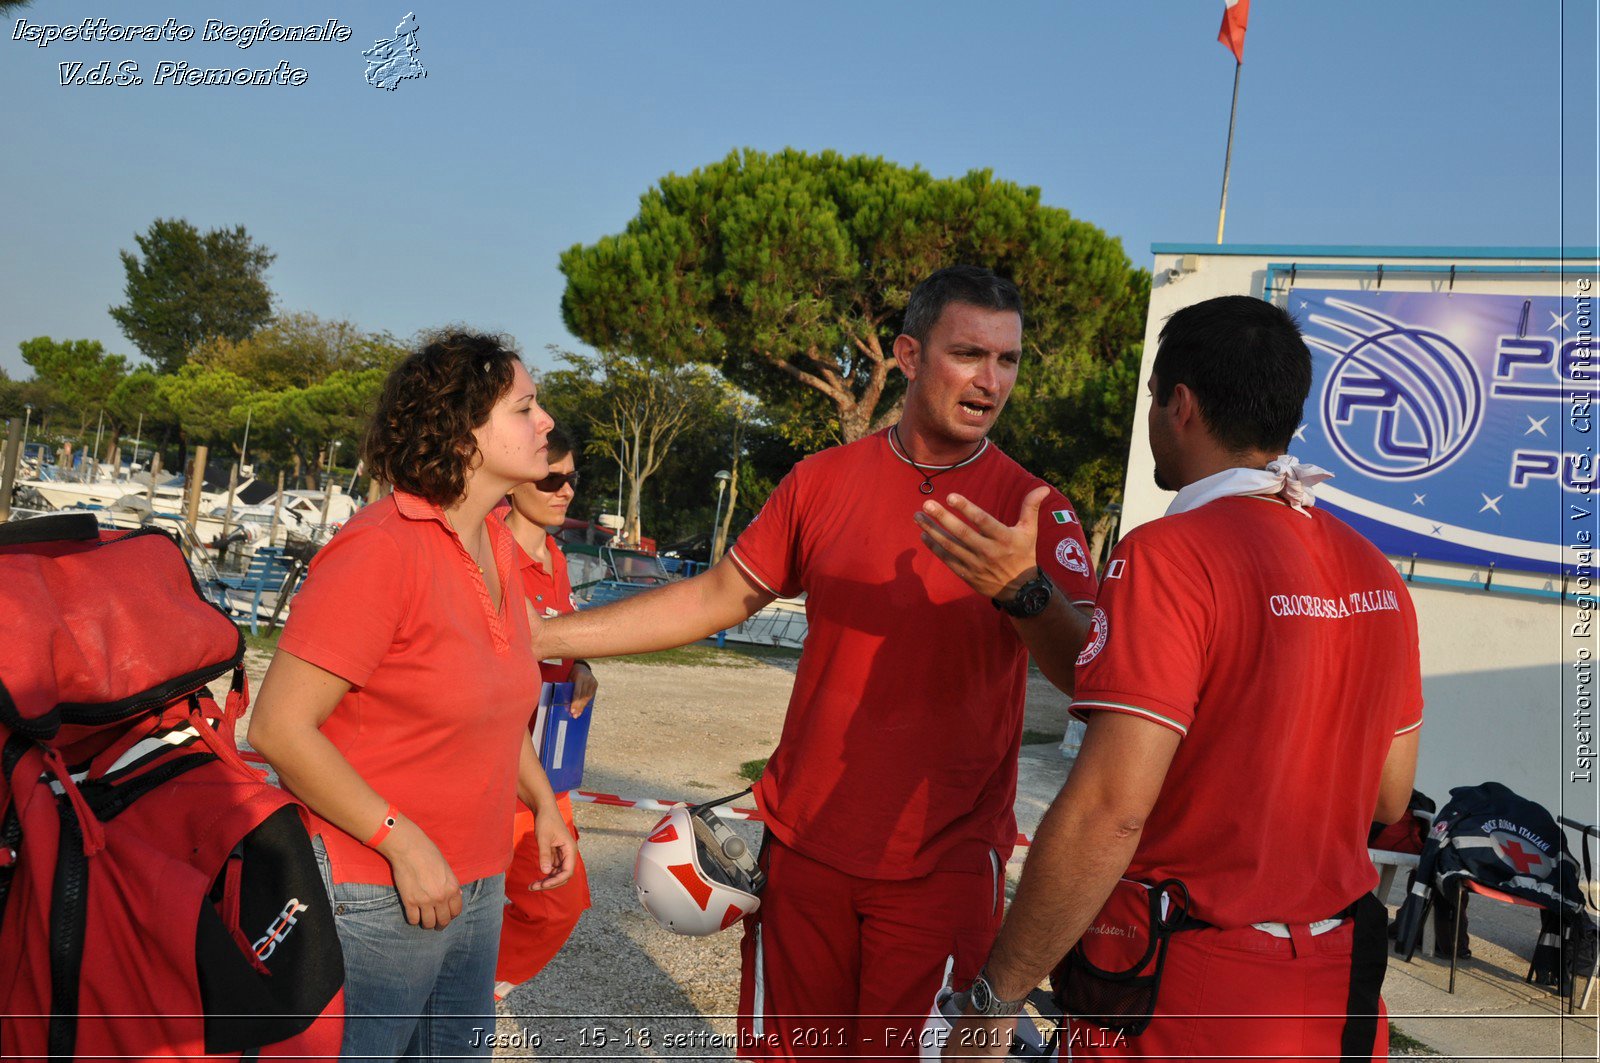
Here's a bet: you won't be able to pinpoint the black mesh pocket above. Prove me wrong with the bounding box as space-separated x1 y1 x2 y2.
1052 878 1191 1038
1057 950 1162 1036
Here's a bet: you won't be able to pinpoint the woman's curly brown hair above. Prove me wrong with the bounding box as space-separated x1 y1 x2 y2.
363 330 522 506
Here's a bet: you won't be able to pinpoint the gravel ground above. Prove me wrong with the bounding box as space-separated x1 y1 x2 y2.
238 640 1076 1060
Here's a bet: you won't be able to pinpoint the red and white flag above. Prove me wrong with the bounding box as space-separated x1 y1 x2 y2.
1218 0 1249 63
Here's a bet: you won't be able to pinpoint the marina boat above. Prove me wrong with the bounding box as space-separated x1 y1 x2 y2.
566 539 808 649
568 543 676 607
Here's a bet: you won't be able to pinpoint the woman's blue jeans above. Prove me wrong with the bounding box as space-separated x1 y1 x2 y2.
314 839 505 1062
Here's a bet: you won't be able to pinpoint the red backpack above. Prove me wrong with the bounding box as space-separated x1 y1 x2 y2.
0 514 343 1061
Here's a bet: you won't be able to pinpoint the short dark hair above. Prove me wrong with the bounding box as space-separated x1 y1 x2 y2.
902 265 1023 342
1153 296 1311 453
363 330 523 506
546 425 574 464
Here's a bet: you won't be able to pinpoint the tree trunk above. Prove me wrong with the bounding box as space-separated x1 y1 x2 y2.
1088 505 1122 575
624 476 643 546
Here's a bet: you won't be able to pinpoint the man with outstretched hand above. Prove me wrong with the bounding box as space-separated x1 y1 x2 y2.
538 266 1096 1059
943 295 1422 1063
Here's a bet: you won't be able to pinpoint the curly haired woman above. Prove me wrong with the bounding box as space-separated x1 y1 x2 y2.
249 331 575 1062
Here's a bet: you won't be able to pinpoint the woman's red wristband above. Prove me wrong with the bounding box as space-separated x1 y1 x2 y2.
364 803 400 849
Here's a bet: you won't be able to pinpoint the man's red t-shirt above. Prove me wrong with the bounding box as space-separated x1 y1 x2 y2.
727 429 1098 880
1073 495 1424 927
278 491 537 886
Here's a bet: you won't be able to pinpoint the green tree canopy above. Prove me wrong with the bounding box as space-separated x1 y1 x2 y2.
234 368 388 487
192 312 406 390
560 148 1147 451
110 218 276 373
19 336 128 435
155 362 253 446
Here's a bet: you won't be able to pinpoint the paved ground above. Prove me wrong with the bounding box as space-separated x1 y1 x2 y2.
239 643 1597 1060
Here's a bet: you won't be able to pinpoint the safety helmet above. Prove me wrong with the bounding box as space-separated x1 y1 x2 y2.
919 987 1053 1063
633 790 765 936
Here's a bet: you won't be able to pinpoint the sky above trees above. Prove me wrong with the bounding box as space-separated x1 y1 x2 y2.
1 0 1595 378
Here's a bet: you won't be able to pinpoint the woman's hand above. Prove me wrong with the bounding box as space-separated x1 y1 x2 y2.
383 819 464 929
569 660 598 716
527 804 577 891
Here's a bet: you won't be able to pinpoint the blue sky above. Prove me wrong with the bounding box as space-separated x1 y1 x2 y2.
2 0 1595 379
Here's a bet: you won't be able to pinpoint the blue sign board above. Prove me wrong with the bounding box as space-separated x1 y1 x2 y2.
1291 288 1594 576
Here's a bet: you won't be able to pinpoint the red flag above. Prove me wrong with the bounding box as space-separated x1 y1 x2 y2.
1218 0 1249 63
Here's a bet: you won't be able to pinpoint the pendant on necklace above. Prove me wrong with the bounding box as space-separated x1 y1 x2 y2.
919 480 934 495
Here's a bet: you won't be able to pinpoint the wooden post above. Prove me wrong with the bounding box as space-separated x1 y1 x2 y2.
319 482 338 530
270 469 285 546
146 451 163 506
185 445 208 533
0 417 22 523
223 464 238 537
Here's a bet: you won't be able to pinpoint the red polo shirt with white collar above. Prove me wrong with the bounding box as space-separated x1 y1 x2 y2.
279 490 538 885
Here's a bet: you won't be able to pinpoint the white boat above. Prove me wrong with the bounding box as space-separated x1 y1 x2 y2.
21 467 257 517
17 465 155 511
82 483 356 560
217 487 361 544
722 596 808 650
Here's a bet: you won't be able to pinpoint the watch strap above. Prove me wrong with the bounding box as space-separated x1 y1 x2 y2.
968 967 1028 1017
992 570 1053 618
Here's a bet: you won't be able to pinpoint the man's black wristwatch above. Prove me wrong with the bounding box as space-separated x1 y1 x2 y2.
967 966 1028 1017
992 569 1054 619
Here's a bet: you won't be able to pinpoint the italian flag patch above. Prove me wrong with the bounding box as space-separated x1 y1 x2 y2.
1051 509 1077 525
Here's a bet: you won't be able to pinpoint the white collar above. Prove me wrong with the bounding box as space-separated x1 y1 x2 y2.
1165 455 1334 517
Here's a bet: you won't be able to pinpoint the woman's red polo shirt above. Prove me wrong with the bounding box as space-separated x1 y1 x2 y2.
278 490 538 886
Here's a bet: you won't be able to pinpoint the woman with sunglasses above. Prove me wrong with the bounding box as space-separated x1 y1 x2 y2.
492 426 600 999
248 332 576 1060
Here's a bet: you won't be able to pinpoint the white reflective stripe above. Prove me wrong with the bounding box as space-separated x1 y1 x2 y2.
1410 880 1430 897
1449 836 1498 849
1540 933 1562 947
107 725 200 775
1251 918 1345 938
751 924 766 1038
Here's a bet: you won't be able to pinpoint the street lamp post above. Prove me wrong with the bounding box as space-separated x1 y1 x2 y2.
709 469 732 565
22 404 33 446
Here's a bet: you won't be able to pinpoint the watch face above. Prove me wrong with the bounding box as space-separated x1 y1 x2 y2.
970 975 993 1013
1019 583 1051 614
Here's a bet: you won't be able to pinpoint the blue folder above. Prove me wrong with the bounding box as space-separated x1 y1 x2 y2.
535 681 593 793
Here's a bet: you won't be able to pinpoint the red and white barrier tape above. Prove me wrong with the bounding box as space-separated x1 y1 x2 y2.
237 753 1034 848
572 790 762 820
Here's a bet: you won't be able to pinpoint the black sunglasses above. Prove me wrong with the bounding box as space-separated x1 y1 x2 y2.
534 471 580 492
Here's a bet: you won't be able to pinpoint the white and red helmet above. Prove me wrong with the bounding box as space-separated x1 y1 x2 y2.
634 792 765 936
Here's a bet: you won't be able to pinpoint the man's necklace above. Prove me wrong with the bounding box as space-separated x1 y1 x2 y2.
888 425 989 495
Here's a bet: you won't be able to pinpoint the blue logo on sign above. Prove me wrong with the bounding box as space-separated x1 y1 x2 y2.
1312 298 1484 481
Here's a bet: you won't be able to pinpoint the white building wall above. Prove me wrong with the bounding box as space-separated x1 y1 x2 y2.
1118 246 1596 823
